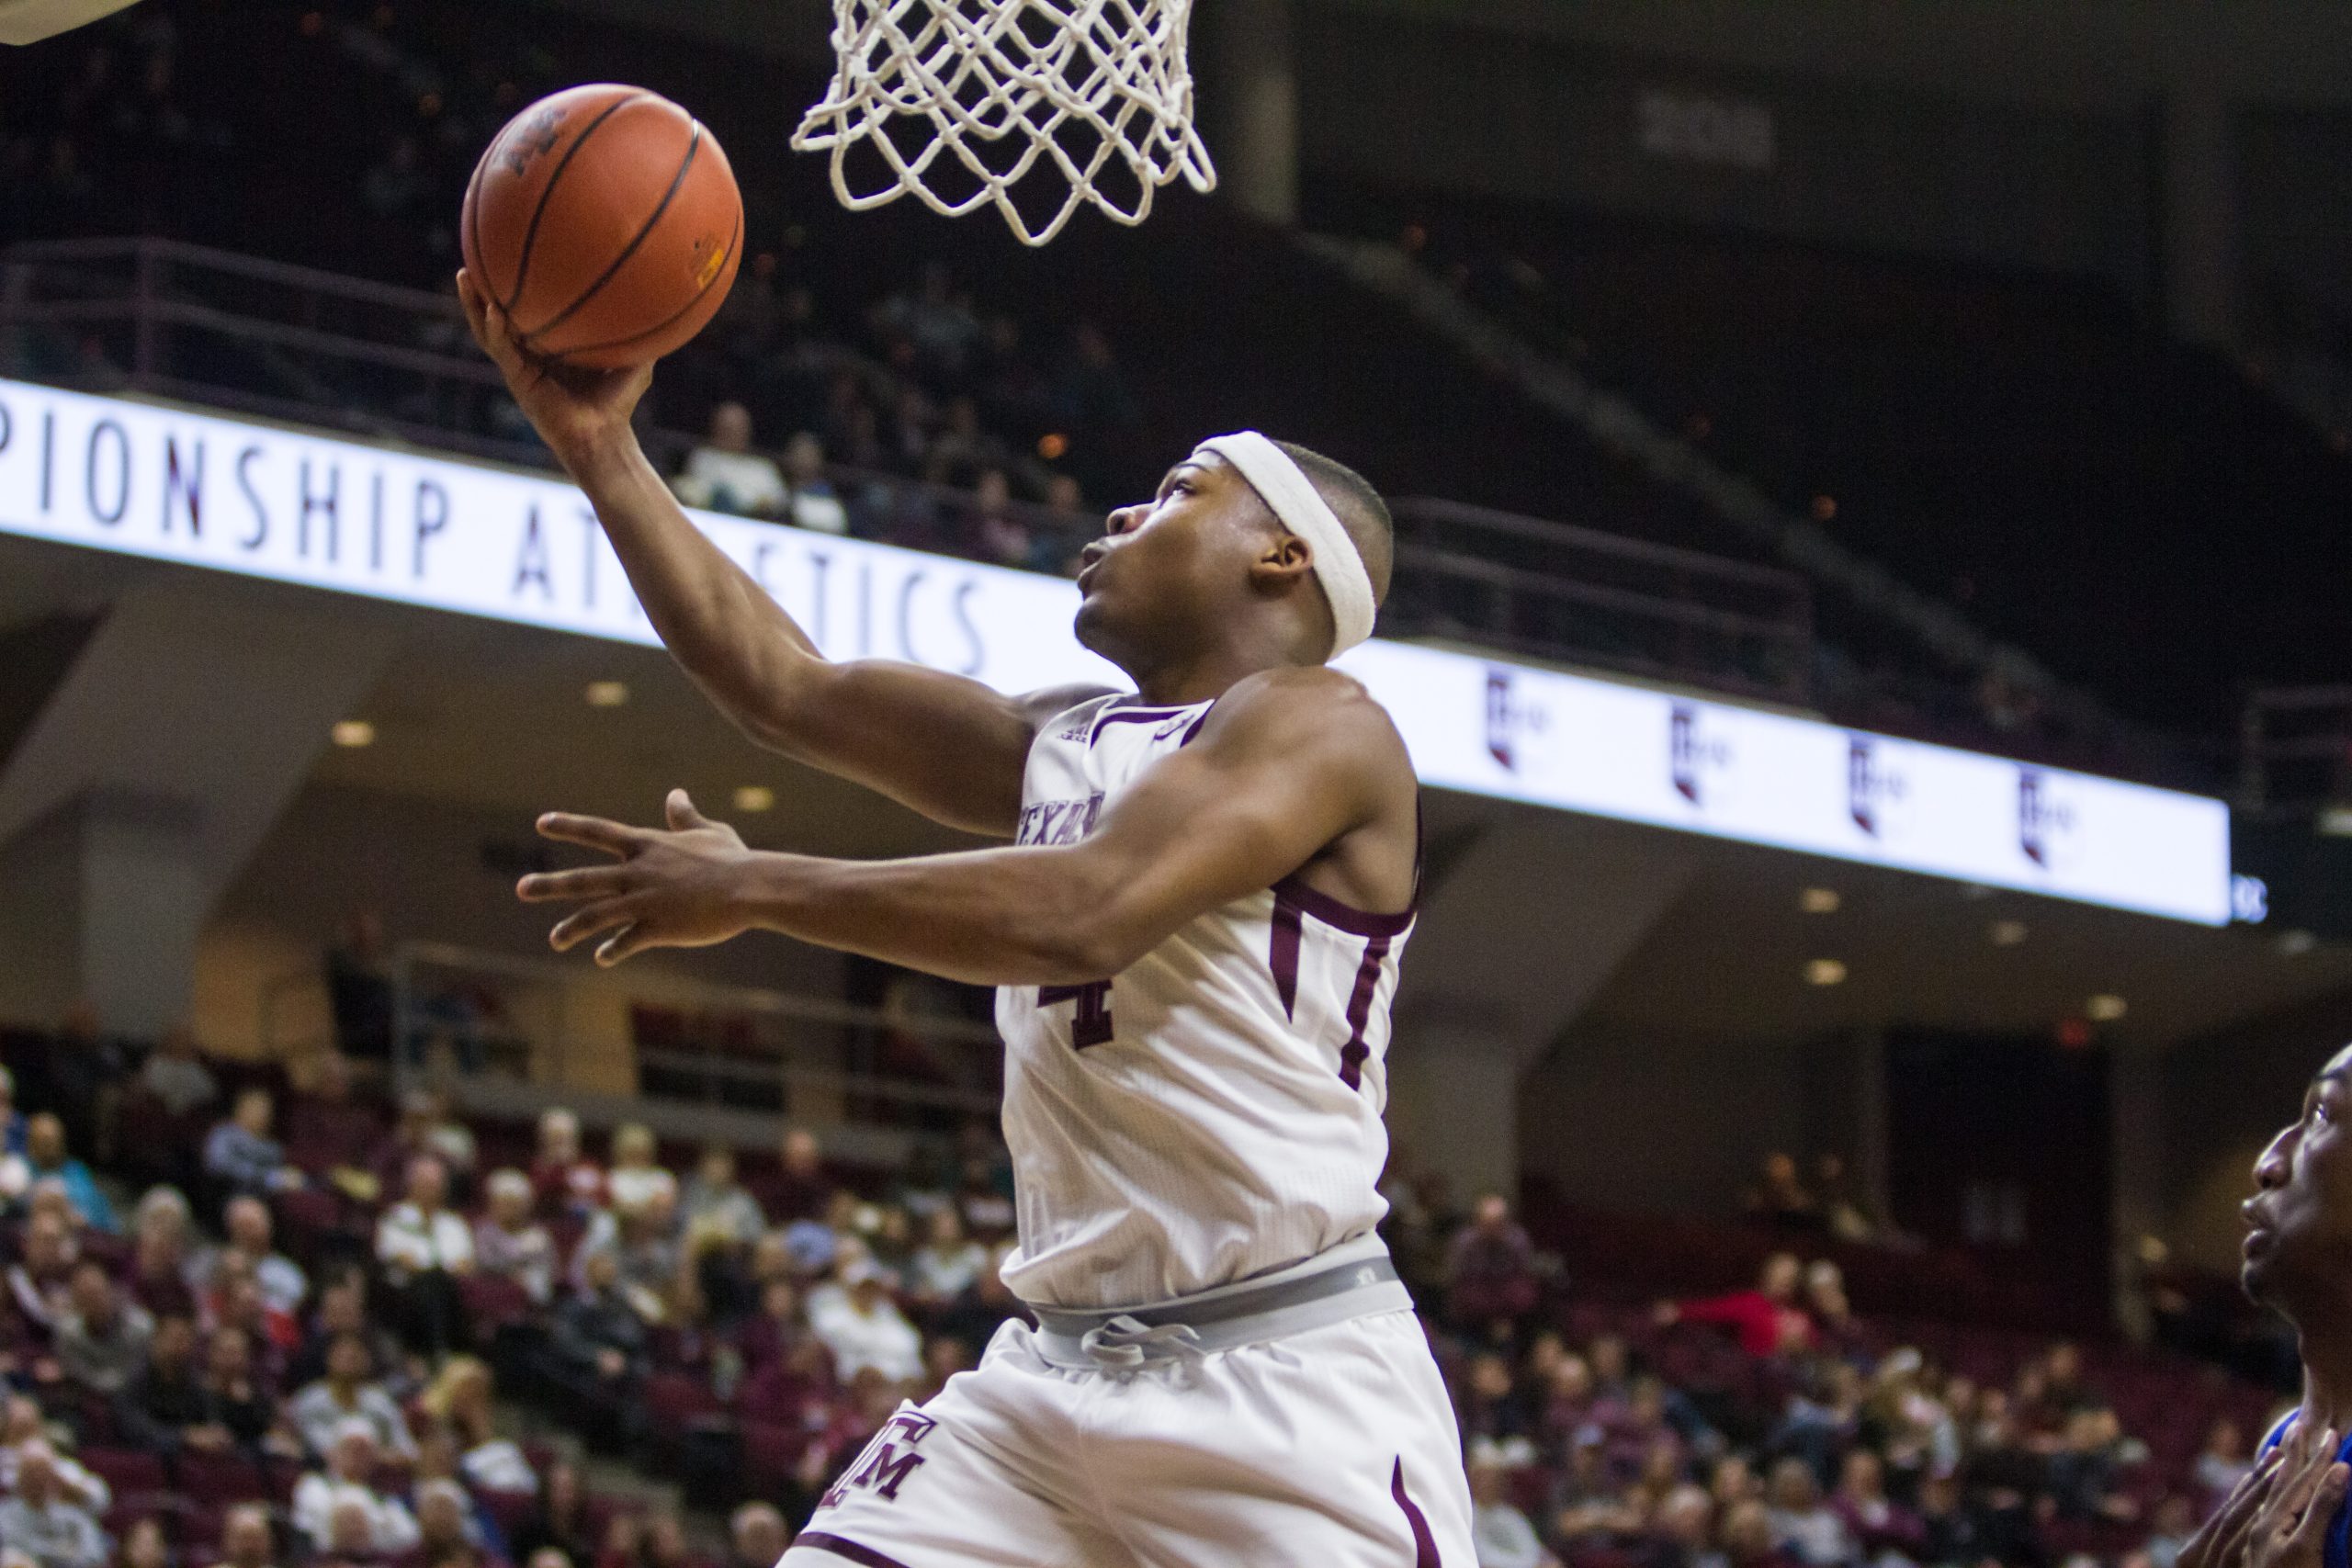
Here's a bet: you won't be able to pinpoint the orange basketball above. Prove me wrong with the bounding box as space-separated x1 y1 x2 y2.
461 84 742 370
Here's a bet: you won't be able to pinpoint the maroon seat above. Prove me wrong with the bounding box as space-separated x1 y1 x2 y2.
478 1488 538 1537
80 1447 168 1496
173 1448 269 1502
459 1272 536 1331
642 1371 725 1430
739 1420 812 1491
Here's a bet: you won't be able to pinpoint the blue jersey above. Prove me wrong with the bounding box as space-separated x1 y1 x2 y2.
2261 1413 2352 1568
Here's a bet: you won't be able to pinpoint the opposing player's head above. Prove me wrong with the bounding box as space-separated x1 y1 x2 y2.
2243 1041 2352 1320
1074 433 1393 678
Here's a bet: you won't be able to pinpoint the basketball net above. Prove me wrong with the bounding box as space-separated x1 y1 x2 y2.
792 0 1217 247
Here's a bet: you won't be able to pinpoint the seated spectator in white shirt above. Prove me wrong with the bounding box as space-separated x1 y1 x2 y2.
287 1333 416 1461
473 1169 557 1306
0 1401 107 1513
782 432 849 535
808 1259 922 1383
673 402 787 520
376 1155 473 1354
0 1442 109 1568
291 1421 419 1557
602 1124 668 1215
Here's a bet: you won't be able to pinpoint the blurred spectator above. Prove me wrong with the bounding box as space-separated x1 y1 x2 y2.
116 1518 166 1568
287 1332 414 1461
324 912 395 1064
122 1188 195 1319
1811 1156 1876 1244
415 1089 478 1183
544 1250 647 1441
509 1462 594 1567
284 1273 399 1393
52 1259 151 1396
375 1155 472 1353
1828 1449 1923 1562
421 1358 536 1496
2192 1417 2251 1507
769 1130 834 1226
198 1324 287 1456
0 1442 107 1568
192 1196 307 1316
291 1422 418 1556
2143 1495 2197 1568
202 1091 298 1203
0 1400 106 1510
1468 1438 1556 1568
726 1505 786 1568
1657 1255 1814 1357
529 1110 603 1221
412 1479 481 1568
1646 1483 1722 1568
1743 1155 1820 1234
25 1118 112 1233
781 433 848 535
8 1212 79 1334
1764 1456 1853 1567
1445 1192 1540 1331
603 1125 667 1213
474 1169 556 1306
135 1025 218 1120
0 1066 29 1156
116 1314 209 1453
908 1207 986 1314
208 1505 275 1568
674 403 786 520
807 1260 921 1383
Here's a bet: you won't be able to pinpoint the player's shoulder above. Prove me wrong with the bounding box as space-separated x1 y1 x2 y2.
1014 682 1124 739
1198 665 1405 759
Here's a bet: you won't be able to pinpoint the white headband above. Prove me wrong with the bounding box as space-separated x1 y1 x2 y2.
1193 431 1376 659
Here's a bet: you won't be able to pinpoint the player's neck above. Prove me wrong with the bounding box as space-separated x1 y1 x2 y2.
2299 1320 2352 1433
1125 634 1311 706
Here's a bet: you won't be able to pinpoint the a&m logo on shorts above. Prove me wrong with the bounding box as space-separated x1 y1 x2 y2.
820 1410 939 1510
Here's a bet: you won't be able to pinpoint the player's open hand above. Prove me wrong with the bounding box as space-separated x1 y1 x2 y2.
2181 1422 2348 1568
456 268 652 463
518 789 755 966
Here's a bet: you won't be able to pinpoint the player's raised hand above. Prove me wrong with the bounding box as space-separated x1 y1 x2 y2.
456 268 653 464
518 789 757 966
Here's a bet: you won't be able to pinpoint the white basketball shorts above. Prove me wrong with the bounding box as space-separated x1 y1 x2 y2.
781 1308 1475 1567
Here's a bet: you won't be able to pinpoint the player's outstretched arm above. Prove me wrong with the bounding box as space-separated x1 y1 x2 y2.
515 666 1416 979
457 271 1104 838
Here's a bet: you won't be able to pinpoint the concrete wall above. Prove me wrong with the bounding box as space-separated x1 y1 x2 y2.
1296 12 2158 293
1516 1021 1826 1218
185 783 849 1089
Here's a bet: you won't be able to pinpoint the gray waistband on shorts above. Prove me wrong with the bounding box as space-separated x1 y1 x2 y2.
1024 1244 1414 1369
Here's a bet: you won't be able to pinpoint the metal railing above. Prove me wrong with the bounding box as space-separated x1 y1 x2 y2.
0 235 1818 701
390 940 1004 1133
2240 685 2352 816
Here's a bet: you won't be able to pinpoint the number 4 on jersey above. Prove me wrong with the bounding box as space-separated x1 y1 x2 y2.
1037 979 1113 1047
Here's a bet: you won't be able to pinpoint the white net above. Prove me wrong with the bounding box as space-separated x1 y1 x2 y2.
791 0 1218 247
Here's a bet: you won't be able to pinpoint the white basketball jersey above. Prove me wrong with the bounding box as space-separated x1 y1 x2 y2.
993 693 1415 1311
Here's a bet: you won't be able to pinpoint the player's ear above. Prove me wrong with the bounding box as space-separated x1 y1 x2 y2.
1247 530 1314 593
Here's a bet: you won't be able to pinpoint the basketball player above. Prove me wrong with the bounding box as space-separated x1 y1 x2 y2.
458 272 1475 1565
2177 1042 2352 1568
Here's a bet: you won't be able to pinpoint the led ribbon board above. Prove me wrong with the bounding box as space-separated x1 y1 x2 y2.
0 378 2233 924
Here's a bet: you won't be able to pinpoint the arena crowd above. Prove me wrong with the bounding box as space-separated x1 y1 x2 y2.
0 1007 2287 1568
